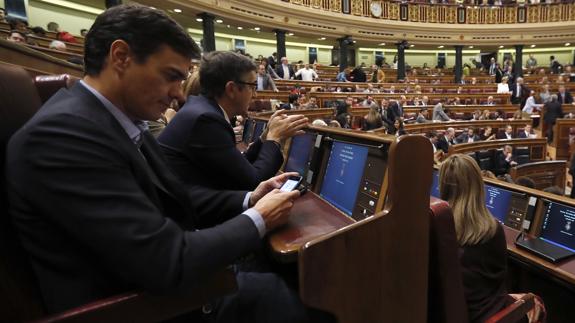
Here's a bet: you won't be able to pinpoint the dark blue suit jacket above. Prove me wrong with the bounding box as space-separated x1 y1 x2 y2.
6 83 259 313
159 95 284 191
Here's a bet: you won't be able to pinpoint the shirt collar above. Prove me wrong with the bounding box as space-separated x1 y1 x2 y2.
217 104 231 124
79 80 145 145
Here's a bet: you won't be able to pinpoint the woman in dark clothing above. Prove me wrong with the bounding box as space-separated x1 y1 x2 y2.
362 106 383 131
439 154 509 323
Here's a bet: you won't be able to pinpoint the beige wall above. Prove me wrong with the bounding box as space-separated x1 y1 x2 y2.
498 49 574 67
27 0 97 35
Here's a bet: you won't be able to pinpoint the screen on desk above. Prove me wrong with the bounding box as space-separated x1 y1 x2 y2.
242 119 253 144
284 133 316 176
430 170 440 198
320 141 369 216
484 184 513 223
540 201 575 252
252 121 266 142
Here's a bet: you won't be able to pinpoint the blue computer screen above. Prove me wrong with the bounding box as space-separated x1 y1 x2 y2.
320 141 369 216
242 119 253 143
284 133 315 175
540 202 575 252
252 121 265 142
430 170 440 198
484 184 513 223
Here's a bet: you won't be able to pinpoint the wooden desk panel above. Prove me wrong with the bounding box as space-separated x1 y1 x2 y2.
509 161 567 191
552 118 575 160
268 192 354 262
448 138 547 162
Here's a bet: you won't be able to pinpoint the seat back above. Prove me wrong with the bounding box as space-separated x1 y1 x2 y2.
476 149 496 171
485 293 536 323
428 198 469 323
34 74 79 104
513 147 530 165
0 64 46 321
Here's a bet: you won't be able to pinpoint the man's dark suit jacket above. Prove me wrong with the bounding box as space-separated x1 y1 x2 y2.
158 95 283 191
496 132 513 140
6 84 260 313
543 101 564 125
517 131 533 138
558 91 574 104
510 84 530 107
436 135 452 154
388 102 403 123
275 64 295 79
456 134 480 143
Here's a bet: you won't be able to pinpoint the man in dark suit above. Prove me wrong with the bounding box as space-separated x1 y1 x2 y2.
496 125 514 140
510 77 530 109
159 51 308 191
557 85 574 105
495 145 518 175
268 52 277 69
276 56 295 80
436 127 455 154
456 128 480 144
517 124 535 138
5 5 315 322
543 94 564 142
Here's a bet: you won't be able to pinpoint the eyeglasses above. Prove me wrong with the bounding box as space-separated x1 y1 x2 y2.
235 80 258 92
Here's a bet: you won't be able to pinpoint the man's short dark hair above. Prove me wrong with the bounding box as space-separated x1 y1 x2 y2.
9 30 27 41
84 4 200 76
199 51 257 99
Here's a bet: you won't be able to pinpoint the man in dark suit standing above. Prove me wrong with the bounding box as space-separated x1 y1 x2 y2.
5 5 316 322
543 94 564 143
268 52 277 69
276 56 295 80
159 52 308 191
510 77 530 109
557 85 574 105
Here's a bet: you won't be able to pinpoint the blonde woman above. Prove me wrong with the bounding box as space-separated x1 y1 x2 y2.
439 154 508 322
362 106 383 131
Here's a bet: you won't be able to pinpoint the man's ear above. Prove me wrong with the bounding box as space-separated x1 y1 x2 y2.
223 80 236 99
108 40 132 74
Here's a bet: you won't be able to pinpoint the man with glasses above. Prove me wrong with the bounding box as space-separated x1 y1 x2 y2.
159 51 308 191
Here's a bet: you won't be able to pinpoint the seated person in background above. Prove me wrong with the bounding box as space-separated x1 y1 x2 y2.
312 119 328 127
457 128 480 144
336 67 351 82
479 109 492 120
432 102 451 122
6 30 27 43
49 40 67 51
362 95 379 110
159 51 308 191
387 85 396 94
496 125 514 139
495 145 518 175
481 170 497 179
480 127 496 141
421 96 429 107
0 7 5 22
328 120 341 127
493 109 506 120
303 96 318 109
256 64 278 92
516 176 536 189
6 5 317 322
427 131 444 163
452 97 462 105
336 112 352 129
362 106 383 131
436 127 455 154
416 107 429 123
280 93 300 110
388 119 406 136
471 110 482 121
438 154 509 323
485 96 495 106
539 84 552 104
518 124 535 138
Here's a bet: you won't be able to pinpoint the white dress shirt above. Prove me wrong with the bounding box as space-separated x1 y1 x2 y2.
295 68 318 82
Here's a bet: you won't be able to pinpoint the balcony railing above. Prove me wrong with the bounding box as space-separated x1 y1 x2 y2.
284 0 575 24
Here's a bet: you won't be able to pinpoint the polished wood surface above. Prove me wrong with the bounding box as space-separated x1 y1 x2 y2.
448 138 547 162
509 160 567 191
297 134 432 323
402 119 528 134
0 39 83 77
552 118 575 160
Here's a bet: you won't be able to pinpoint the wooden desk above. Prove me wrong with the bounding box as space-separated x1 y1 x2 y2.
552 118 575 160
509 161 567 191
402 119 528 135
448 138 547 162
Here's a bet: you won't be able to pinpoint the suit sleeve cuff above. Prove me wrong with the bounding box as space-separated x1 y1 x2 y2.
243 208 266 238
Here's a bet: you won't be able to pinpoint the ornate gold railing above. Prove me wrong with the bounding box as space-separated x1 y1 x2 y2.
284 0 575 24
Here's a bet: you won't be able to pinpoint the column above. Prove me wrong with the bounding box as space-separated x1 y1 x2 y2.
454 45 463 84
275 30 287 61
397 43 406 81
514 45 523 77
199 13 215 53
338 37 349 72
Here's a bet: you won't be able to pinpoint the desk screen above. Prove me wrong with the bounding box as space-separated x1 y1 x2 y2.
430 170 440 198
284 133 315 176
540 201 575 252
252 121 265 142
484 184 513 223
242 119 253 144
320 141 369 216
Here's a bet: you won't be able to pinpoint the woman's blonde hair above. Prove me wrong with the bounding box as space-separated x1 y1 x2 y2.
365 106 381 124
182 70 201 97
439 154 498 246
